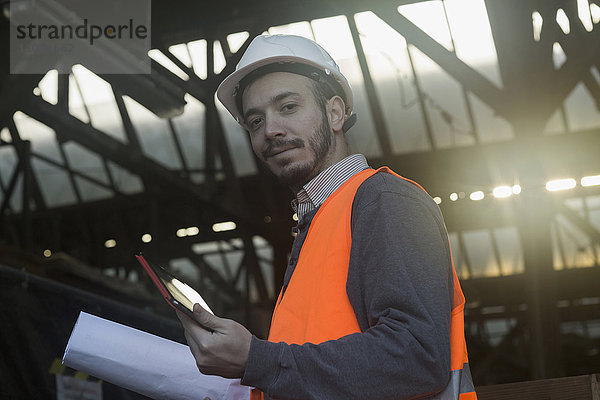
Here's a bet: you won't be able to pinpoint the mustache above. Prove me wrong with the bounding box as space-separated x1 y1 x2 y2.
262 138 305 158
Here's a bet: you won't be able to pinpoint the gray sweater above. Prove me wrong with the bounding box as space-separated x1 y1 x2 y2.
242 171 454 400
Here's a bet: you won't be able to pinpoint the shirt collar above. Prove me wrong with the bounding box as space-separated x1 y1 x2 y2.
291 154 369 220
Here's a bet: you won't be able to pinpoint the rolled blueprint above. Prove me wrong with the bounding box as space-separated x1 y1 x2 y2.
63 311 250 400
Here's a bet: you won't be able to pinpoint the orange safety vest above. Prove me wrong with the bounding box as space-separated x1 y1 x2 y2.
251 167 477 400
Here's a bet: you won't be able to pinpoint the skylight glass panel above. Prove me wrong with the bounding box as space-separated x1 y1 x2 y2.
148 49 190 80
74 176 113 202
168 43 193 68
213 40 226 74
13 111 62 164
0 127 11 143
448 232 470 279
123 95 183 169
268 21 313 38
62 142 110 185
170 94 207 171
70 64 127 142
227 31 250 53
398 1 453 51
444 0 502 86
188 39 208 79
107 161 144 194
311 15 380 157
564 82 600 130
407 46 475 148
463 229 501 278
493 227 524 275
38 69 58 105
31 158 77 207
354 11 431 154
0 146 18 193
214 94 257 177
68 73 90 123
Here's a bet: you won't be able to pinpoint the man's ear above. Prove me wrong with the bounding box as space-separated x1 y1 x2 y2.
327 96 346 133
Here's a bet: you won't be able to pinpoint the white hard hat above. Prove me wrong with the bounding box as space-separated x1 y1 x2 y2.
216 34 354 130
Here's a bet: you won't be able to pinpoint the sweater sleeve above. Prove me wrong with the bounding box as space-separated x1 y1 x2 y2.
241 172 454 400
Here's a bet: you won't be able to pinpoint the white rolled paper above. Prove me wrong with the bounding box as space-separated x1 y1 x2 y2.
63 311 250 400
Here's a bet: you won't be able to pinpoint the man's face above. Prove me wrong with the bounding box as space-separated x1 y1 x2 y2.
242 72 334 191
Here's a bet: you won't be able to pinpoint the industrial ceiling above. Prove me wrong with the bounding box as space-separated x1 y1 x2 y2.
1 0 599 391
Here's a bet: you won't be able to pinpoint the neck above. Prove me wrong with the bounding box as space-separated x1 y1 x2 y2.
290 143 350 194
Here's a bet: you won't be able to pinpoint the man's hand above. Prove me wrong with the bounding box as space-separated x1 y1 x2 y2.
177 304 252 379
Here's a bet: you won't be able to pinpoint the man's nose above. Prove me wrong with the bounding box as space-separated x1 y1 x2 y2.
264 115 285 140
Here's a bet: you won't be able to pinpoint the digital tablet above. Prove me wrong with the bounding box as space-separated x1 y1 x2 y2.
135 253 213 319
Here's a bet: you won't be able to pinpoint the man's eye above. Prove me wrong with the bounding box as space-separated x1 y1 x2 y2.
249 117 263 130
281 103 297 112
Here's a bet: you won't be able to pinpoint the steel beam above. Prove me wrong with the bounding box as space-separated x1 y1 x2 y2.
485 0 600 130
374 7 509 119
22 94 272 240
368 127 600 196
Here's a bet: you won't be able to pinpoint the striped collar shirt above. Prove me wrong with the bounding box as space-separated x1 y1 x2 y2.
291 154 370 221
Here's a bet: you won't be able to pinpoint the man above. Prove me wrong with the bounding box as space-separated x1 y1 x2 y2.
178 34 477 400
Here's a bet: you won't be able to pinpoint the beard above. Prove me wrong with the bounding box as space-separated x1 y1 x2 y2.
262 112 332 190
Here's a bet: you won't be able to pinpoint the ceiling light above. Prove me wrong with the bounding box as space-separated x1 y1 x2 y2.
581 175 600 187
212 221 236 232
493 186 512 198
176 228 187 237
450 193 458 201
433 196 442 204
142 234 152 243
186 226 199 236
546 178 576 192
470 191 484 201
104 239 116 248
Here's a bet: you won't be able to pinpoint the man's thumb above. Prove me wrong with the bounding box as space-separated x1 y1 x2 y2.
193 303 219 330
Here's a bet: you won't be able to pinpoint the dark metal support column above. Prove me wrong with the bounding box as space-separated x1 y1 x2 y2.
208 96 242 201
0 150 25 217
113 90 143 150
56 74 83 204
167 119 190 179
517 194 562 379
8 118 46 211
205 38 218 190
20 142 32 252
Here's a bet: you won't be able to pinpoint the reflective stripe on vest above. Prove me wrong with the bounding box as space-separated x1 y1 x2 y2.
252 167 476 399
